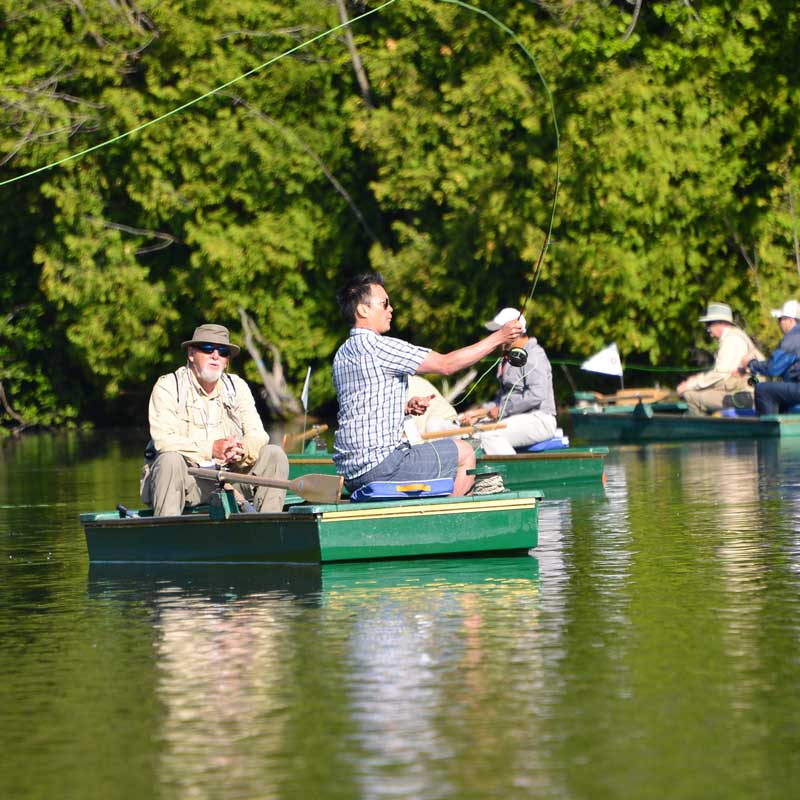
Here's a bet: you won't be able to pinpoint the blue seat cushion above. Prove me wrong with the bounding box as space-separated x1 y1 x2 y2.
521 437 570 452
788 404 800 414
349 478 455 502
720 408 758 417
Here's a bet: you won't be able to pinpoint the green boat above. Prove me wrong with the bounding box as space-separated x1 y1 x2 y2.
286 445 609 492
568 400 800 443
81 490 541 565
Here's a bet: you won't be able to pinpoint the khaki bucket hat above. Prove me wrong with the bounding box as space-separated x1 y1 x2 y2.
181 323 241 357
698 302 733 324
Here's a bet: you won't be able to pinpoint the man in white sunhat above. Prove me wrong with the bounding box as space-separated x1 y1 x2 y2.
406 375 460 434
738 300 800 415
140 323 289 516
676 301 763 416
460 307 557 454
332 272 522 497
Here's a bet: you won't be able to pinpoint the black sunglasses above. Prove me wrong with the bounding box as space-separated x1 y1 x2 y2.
369 298 390 309
196 343 231 357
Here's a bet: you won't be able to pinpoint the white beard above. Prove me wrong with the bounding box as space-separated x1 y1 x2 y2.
196 364 223 384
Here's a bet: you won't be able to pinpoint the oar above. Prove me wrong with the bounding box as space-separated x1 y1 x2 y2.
188 466 343 505
281 424 329 451
592 388 674 405
420 422 507 441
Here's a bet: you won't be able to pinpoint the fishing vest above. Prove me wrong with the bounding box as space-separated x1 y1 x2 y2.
143 367 243 461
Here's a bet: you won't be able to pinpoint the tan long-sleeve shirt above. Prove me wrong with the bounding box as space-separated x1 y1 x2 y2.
684 327 764 392
148 366 268 467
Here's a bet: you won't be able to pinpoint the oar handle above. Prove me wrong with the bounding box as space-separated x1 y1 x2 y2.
189 466 291 491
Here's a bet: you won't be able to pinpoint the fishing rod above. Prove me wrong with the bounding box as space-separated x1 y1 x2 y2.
432 2 561 374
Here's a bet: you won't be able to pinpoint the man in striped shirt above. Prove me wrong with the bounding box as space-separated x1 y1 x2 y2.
332 272 523 496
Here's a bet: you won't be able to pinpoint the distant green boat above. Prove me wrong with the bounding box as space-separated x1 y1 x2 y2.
81 491 541 565
568 401 800 443
286 447 609 492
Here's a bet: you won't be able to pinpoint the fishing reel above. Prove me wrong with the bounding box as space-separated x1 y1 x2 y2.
747 374 759 387
507 347 528 367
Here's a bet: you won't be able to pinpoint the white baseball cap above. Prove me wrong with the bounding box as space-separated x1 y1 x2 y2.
485 307 527 333
771 300 800 320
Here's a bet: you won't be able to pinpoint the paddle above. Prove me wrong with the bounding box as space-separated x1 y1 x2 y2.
591 388 675 405
420 422 507 441
281 424 329 451
188 466 343 505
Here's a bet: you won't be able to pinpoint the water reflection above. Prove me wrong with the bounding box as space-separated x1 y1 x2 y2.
8 433 800 798
87 557 541 798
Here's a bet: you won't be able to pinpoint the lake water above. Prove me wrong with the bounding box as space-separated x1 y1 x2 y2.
3 430 800 799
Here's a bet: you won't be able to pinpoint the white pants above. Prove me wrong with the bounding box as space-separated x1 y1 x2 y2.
477 411 558 455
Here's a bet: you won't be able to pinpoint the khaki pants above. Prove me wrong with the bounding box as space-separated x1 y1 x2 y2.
682 388 753 417
141 444 289 516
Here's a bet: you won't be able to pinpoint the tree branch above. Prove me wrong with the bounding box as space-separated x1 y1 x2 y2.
230 94 381 245
86 216 179 254
621 0 643 42
334 0 375 108
238 308 302 418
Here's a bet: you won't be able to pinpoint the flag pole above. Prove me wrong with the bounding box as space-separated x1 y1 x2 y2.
300 366 311 453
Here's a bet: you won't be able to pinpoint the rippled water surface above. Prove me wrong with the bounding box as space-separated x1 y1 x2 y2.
3 431 800 799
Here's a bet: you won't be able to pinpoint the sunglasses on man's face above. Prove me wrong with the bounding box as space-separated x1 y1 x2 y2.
196 344 231 357
370 298 390 309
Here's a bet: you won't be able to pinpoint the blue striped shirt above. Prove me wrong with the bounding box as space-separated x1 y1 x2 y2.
332 328 430 479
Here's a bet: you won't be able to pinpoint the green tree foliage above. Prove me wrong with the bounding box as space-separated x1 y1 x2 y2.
1 0 799 432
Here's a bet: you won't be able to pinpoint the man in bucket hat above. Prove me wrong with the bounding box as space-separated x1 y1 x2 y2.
140 323 289 516
738 300 800 414
676 302 763 416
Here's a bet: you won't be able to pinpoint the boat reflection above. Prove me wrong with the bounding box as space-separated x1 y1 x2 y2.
88 554 540 604
86 555 542 798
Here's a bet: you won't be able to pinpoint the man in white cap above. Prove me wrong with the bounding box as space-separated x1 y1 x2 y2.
738 300 800 414
332 272 522 496
676 301 763 416
460 307 557 454
140 323 289 516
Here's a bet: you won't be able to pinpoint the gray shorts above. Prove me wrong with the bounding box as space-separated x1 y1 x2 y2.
346 440 460 492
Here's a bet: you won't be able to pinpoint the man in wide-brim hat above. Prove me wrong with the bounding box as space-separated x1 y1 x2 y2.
676 302 763 416
140 323 289 516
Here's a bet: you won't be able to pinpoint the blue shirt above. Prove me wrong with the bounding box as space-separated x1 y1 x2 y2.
333 328 430 480
749 323 800 381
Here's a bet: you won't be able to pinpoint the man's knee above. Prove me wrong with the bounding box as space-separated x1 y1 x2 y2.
253 443 290 478
455 440 476 468
151 451 188 478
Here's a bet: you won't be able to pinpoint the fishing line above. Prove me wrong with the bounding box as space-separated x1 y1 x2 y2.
438 0 560 319
0 0 400 188
450 355 503 408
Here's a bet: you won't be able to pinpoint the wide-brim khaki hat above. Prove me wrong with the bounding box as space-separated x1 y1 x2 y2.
181 323 241 357
698 302 733 324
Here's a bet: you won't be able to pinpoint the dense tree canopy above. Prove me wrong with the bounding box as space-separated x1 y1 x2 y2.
1 0 799 433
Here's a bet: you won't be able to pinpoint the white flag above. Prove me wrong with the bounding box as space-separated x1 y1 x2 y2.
581 343 623 377
300 367 311 411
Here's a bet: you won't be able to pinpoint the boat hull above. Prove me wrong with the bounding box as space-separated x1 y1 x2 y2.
569 408 800 443
81 491 541 564
287 448 608 491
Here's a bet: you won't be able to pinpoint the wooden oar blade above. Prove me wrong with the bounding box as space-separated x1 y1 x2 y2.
188 467 343 505
289 473 344 504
